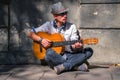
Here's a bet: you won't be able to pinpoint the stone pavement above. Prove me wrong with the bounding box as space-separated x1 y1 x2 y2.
0 64 120 80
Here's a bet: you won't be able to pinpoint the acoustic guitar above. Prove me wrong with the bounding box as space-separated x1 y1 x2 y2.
33 32 98 60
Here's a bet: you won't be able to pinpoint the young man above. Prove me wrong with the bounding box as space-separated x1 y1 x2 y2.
28 2 93 74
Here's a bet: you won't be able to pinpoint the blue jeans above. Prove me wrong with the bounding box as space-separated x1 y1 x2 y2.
44 47 93 71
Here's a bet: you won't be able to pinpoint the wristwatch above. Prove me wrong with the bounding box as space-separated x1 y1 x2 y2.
39 38 43 43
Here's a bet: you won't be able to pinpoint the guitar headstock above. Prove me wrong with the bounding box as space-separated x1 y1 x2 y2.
83 38 98 45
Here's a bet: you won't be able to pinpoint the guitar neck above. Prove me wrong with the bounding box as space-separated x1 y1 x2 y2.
52 40 82 47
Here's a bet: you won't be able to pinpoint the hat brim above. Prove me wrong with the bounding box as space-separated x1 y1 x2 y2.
51 8 69 14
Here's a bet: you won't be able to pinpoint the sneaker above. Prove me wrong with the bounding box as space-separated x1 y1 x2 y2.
54 64 65 74
74 63 89 72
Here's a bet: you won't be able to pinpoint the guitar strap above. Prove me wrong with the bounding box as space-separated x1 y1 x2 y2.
32 26 43 52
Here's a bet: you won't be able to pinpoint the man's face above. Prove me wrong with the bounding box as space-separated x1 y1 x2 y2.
53 12 68 23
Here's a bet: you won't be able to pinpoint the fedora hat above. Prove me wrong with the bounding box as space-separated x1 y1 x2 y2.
51 2 69 14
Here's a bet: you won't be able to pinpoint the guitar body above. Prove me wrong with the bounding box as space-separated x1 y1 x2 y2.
33 32 65 60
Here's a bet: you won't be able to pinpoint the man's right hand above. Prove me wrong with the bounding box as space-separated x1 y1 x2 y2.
41 38 52 48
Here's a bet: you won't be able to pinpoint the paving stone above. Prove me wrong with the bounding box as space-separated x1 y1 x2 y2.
0 65 120 80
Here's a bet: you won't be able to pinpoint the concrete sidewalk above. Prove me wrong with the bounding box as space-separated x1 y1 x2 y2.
0 64 120 80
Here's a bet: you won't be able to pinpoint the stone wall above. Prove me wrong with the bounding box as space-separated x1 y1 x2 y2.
80 0 120 64
0 0 120 64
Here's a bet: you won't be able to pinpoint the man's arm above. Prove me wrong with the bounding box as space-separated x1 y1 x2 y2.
28 31 41 42
28 31 52 48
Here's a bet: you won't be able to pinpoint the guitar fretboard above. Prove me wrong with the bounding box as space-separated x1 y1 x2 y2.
52 40 82 47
